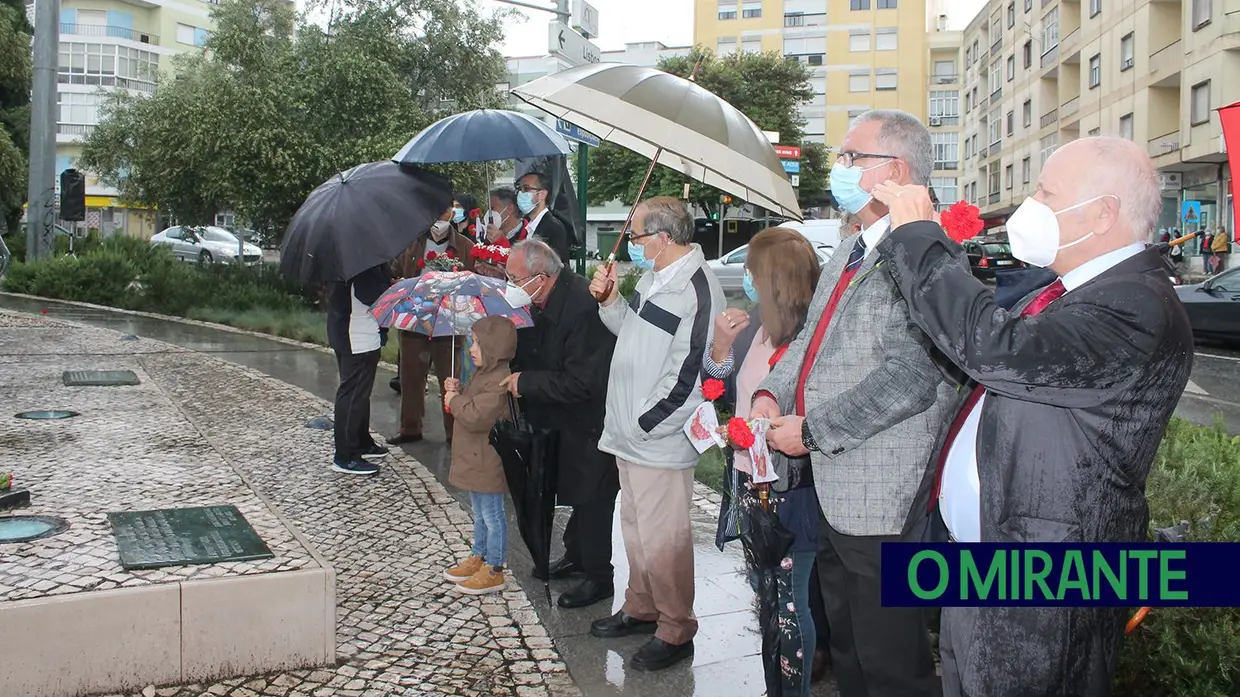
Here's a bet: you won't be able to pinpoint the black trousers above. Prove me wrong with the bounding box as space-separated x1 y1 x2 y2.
816 514 939 697
808 555 831 650
562 494 617 584
334 349 380 461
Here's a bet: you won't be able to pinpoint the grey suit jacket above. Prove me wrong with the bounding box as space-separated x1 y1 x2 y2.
880 223 1194 697
757 231 958 536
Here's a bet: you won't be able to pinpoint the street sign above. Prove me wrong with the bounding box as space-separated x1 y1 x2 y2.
763 131 780 143
790 174 800 187
549 21 600 66
556 119 601 147
773 145 801 159
782 160 801 174
571 0 599 39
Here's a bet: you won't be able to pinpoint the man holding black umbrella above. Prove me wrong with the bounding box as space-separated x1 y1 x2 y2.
504 239 618 609
325 264 392 475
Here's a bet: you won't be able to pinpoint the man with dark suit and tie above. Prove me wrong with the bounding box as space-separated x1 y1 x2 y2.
516 172 572 264
753 109 956 697
871 136 1194 697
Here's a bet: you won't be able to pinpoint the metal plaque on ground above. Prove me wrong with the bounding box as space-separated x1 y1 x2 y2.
63 370 140 386
108 505 274 570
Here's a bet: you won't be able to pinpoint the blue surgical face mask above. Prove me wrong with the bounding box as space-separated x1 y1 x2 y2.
829 162 874 214
628 241 652 269
451 207 465 224
742 270 759 302
517 191 537 215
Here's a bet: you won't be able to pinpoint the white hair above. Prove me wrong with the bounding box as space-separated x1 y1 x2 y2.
850 109 934 186
1070 137 1161 243
511 237 563 276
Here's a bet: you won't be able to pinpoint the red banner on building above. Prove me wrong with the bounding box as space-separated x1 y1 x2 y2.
773 145 801 160
1219 101 1240 226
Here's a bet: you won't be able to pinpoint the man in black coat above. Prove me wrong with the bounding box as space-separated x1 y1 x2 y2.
504 238 619 609
870 136 1193 697
516 172 572 264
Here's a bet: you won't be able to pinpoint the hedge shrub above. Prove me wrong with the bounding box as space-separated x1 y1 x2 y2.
1114 418 1240 697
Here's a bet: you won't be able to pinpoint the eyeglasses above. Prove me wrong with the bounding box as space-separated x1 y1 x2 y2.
625 230 659 241
505 272 544 285
835 151 898 168
516 185 545 193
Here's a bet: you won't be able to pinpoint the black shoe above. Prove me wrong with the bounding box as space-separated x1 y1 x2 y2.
590 611 658 639
389 377 401 394
388 433 423 445
547 557 585 580
557 580 614 609
360 444 389 460
629 637 694 672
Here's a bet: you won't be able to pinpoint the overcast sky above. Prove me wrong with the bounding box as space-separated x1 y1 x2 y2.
488 0 990 58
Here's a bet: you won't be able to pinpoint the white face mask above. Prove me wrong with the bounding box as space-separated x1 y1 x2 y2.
429 220 451 242
503 277 539 308
1006 195 1113 267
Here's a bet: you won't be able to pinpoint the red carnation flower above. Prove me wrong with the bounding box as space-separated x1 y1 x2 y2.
468 208 482 220
701 378 726 401
426 251 438 260
416 259 426 270
493 235 511 249
940 200 984 242
727 417 755 449
444 249 455 259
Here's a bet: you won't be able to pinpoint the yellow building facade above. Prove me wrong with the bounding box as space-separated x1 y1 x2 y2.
693 0 935 150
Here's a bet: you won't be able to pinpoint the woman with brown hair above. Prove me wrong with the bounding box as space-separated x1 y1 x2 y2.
702 227 825 695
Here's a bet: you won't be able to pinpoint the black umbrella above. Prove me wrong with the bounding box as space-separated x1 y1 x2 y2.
740 487 796 697
280 162 452 284
393 109 573 164
489 395 559 603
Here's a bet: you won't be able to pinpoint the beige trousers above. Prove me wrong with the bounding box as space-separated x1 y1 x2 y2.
617 459 698 645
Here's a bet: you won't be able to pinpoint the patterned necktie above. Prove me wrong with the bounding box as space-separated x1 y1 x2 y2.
1020 279 1066 317
845 235 868 272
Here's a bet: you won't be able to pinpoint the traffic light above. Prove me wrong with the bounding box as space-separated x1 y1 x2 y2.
60 169 86 222
720 194 733 205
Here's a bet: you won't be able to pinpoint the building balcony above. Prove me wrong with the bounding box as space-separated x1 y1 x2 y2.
1040 108 1059 129
1041 44 1059 68
59 23 158 45
1149 40 1181 79
991 38 1003 57
57 123 94 137
1148 132 1181 159
989 191 1001 204
1060 96 1079 120
1060 27 1080 55
931 74 960 85
991 87 1002 102
784 12 826 28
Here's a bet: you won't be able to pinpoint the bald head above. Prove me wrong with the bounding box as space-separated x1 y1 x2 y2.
1046 137 1160 244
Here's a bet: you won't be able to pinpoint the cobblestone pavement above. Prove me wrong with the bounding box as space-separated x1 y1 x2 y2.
0 311 578 697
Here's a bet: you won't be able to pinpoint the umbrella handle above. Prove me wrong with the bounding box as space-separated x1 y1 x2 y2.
591 147 665 304
1126 607 1151 635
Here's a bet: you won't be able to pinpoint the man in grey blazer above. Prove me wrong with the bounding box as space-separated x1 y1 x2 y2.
871 137 1193 696
754 110 955 697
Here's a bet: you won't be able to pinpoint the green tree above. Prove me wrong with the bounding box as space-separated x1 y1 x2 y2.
587 47 828 218
81 0 509 240
0 0 32 235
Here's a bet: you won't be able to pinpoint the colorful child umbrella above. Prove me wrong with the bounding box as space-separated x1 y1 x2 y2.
369 270 534 375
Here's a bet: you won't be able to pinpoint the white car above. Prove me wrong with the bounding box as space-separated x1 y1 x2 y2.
151 226 263 265
708 243 834 294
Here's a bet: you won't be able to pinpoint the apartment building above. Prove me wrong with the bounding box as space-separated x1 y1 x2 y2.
928 22 965 208
957 0 1238 238
693 0 934 148
26 0 267 236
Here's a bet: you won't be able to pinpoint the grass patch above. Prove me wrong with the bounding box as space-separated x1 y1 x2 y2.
695 448 727 494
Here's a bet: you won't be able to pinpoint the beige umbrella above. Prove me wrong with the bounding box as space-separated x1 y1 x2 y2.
512 61 802 222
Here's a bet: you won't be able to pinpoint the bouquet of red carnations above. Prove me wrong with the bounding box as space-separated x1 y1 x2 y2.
417 250 463 272
469 245 510 280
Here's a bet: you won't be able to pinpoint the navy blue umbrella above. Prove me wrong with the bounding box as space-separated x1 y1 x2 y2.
393 109 573 164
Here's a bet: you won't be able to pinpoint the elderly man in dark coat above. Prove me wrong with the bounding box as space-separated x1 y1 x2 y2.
504 238 619 609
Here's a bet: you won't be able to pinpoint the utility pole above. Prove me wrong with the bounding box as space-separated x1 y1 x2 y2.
26 0 60 261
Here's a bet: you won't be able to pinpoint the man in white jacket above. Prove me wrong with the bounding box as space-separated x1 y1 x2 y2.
588 196 725 672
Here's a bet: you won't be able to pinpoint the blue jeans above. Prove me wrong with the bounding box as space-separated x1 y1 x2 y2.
469 492 507 568
748 551 816 697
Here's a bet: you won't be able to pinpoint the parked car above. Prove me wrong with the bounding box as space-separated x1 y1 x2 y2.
708 243 834 294
151 226 262 265
963 239 1023 280
1175 267 1240 344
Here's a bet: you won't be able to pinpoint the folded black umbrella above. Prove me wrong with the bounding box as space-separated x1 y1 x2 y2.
489 395 559 602
740 491 796 697
280 162 452 284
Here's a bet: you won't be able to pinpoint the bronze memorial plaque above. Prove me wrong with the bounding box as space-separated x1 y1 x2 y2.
108 505 274 570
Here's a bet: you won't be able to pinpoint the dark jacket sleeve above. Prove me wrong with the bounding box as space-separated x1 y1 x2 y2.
877 221 1170 409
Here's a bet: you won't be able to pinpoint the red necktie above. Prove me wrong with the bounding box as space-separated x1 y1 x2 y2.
926 279 1066 512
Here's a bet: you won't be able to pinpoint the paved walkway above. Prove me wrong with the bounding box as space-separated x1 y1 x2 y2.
0 299 844 697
